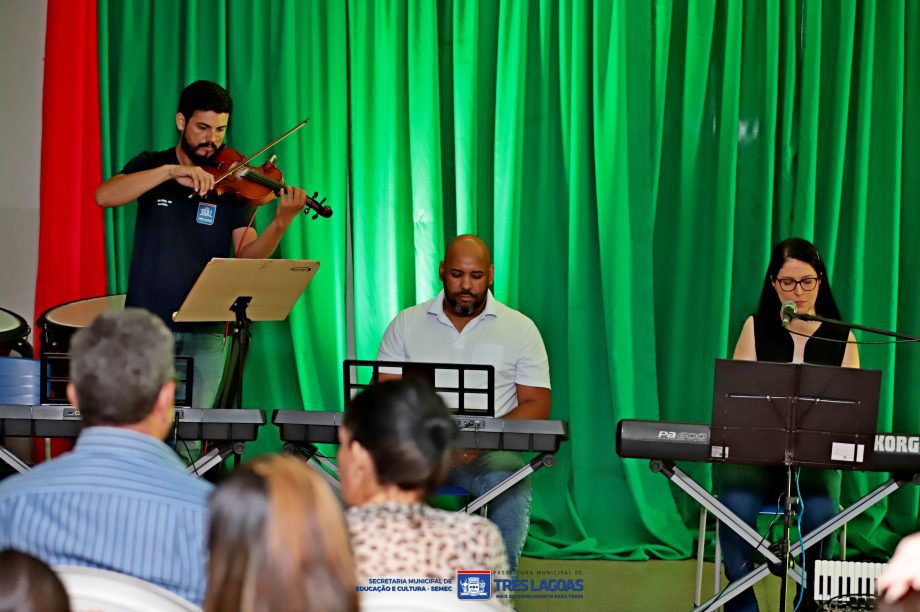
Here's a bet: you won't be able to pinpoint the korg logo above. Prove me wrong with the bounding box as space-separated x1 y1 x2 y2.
874 435 920 454
658 430 708 443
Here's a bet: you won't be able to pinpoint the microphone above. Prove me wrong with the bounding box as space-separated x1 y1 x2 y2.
781 301 797 329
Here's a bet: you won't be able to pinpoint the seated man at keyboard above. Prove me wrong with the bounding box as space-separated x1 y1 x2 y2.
377 234 551 570
0 309 212 605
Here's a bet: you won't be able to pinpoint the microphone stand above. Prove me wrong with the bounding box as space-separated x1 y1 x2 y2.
794 313 920 342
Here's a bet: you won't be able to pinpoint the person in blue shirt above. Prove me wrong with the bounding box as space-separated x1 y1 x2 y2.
0 309 213 606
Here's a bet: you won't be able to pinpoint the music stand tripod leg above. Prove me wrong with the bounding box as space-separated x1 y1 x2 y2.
228 297 253 410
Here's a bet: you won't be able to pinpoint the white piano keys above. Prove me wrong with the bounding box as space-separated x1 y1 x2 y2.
815 560 886 604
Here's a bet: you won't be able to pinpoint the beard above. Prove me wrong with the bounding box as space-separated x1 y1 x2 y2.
180 130 217 165
444 287 486 316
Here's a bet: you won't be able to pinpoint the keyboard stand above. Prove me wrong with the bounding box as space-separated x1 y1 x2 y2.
280 444 561 514
650 460 918 612
0 445 30 474
185 441 246 476
462 453 556 514
283 443 343 494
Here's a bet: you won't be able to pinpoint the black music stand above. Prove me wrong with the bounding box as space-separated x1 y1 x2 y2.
342 359 496 417
173 257 319 409
708 360 880 611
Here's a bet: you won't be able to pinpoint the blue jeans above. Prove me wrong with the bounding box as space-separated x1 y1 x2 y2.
173 331 226 409
172 332 226 463
715 464 840 612
447 451 531 571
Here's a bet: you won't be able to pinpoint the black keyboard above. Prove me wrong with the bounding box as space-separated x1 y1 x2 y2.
272 410 568 452
0 404 265 442
617 419 920 473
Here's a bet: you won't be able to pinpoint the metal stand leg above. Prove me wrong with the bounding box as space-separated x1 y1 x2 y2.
283 443 342 492
186 442 244 476
462 453 554 514
650 460 913 612
0 445 30 473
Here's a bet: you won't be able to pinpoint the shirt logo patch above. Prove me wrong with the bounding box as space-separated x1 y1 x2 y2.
156 198 171 207
196 203 217 225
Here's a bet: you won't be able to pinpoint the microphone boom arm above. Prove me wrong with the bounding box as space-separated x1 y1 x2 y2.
793 312 920 342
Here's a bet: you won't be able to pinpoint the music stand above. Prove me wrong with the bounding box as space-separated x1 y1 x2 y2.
342 359 496 417
710 360 881 469
173 258 319 409
709 359 881 612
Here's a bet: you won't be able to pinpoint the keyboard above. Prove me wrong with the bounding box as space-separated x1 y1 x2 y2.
814 560 886 607
272 410 568 452
0 404 265 442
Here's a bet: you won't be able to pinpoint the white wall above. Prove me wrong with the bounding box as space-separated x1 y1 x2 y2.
0 0 47 343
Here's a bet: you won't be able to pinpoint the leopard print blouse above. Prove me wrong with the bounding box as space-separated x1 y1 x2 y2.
346 502 510 579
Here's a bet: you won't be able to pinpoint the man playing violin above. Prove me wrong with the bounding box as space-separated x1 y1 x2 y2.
95 80 307 416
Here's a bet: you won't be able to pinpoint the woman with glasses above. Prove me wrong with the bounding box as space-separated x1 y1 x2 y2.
718 237 858 612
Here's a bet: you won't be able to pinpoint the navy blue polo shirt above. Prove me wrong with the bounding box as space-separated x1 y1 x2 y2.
121 149 252 332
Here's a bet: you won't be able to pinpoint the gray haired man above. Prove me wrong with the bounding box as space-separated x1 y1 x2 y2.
0 309 213 605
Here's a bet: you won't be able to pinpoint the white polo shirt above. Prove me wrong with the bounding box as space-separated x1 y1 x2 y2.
377 290 551 417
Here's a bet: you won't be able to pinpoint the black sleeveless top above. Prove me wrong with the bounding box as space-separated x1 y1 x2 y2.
753 313 848 366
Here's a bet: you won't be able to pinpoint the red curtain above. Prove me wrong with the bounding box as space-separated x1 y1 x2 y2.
34 0 106 459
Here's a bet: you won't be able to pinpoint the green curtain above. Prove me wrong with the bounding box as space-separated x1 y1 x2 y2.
97 0 919 560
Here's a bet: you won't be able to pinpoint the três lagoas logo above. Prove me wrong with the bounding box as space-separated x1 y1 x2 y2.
495 576 585 593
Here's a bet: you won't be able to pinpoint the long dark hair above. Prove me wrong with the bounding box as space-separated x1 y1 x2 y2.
345 379 458 494
756 237 842 322
205 456 357 612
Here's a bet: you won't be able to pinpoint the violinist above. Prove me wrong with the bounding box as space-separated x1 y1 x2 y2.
95 80 307 416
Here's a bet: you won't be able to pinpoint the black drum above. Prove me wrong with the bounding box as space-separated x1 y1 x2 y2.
37 295 127 355
0 307 33 358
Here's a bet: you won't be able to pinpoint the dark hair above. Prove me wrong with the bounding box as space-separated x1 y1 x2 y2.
0 549 70 612
756 237 842 322
69 309 174 426
345 379 457 493
177 80 232 121
205 456 356 612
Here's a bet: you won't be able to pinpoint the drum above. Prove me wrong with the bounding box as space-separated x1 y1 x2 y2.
0 307 33 358
37 295 126 354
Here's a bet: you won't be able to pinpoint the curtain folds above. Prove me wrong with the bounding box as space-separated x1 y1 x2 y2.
94 0 919 559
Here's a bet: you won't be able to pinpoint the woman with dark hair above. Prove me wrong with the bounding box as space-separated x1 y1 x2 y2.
720 237 859 612
0 549 69 612
204 456 357 612
339 378 509 581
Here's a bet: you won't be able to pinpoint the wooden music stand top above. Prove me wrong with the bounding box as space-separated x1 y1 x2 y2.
172 258 319 323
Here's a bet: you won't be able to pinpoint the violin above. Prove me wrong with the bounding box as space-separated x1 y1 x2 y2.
203 146 332 218
199 118 332 219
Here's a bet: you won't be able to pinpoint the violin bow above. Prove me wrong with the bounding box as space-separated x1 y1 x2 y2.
210 117 311 187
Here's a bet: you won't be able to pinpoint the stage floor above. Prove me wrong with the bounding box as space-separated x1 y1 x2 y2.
512 557 798 612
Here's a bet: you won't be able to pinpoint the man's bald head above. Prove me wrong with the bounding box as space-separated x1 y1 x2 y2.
439 235 494 317
444 235 492 267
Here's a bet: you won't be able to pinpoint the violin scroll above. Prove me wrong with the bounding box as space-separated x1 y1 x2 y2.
305 191 332 219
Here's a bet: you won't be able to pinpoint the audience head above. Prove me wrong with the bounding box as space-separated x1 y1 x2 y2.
338 378 457 506
205 456 356 612
0 549 70 612
67 309 176 437
757 237 842 321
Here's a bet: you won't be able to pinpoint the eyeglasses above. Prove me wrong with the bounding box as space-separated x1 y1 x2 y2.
774 276 819 292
